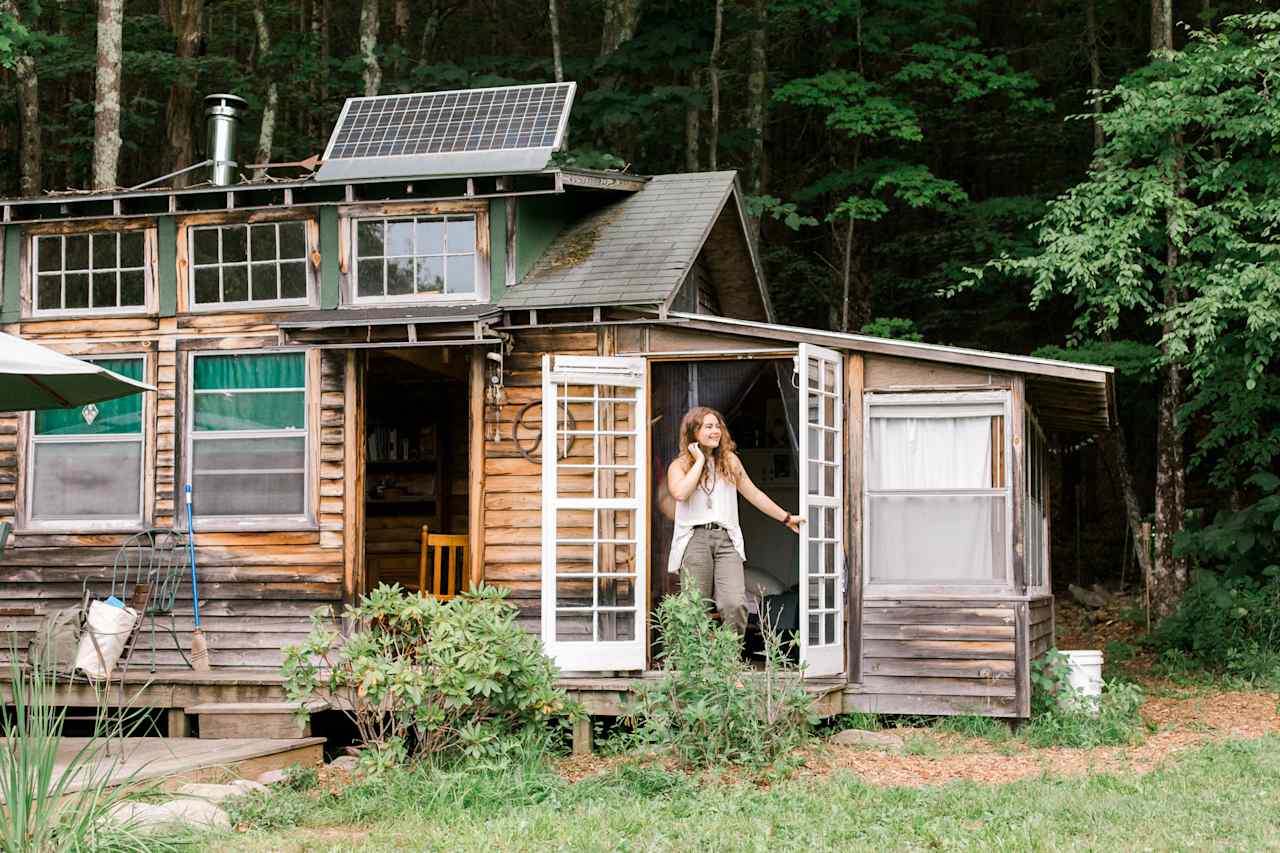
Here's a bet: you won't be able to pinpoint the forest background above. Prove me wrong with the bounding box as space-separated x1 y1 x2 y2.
1 0 1277 670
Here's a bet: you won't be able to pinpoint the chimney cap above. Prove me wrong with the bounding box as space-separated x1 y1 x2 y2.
204 93 248 113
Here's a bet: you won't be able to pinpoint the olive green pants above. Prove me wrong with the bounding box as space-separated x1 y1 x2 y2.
679 525 748 634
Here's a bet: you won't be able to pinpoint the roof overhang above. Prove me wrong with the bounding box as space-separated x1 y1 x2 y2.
661 312 1115 433
278 304 504 349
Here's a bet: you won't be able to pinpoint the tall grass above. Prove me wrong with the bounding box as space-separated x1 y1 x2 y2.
0 654 184 852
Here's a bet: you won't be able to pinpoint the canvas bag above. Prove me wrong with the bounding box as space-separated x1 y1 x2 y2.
28 605 84 672
73 600 140 679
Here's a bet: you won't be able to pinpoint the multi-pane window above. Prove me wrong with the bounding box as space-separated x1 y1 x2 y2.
28 357 145 525
34 232 147 313
866 393 1010 584
353 215 477 300
190 221 310 307
189 352 308 520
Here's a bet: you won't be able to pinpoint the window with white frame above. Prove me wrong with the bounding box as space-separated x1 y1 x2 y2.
28 356 145 526
1024 413 1049 589
189 352 308 521
34 231 147 314
865 393 1010 585
190 221 311 307
353 215 477 300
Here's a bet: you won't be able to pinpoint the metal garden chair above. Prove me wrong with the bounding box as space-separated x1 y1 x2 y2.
86 528 192 675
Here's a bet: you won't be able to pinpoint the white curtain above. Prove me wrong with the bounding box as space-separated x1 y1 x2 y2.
867 415 1005 583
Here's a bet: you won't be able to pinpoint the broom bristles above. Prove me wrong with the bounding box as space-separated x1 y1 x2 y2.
190 628 210 671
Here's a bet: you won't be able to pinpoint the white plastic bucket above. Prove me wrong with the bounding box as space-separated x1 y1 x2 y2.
1060 649 1104 714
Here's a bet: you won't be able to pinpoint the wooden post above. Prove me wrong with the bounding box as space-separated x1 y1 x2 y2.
167 707 191 738
1009 377 1027 593
343 350 363 603
572 716 593 756
845 353 864 683
468 349 486 589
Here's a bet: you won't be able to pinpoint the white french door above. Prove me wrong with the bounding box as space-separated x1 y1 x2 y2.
798 343 845 676
541 355 648 671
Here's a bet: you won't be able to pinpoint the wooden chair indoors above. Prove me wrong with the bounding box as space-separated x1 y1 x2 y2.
417 526 469 601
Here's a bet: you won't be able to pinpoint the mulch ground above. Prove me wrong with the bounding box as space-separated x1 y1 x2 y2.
555 596 1280 788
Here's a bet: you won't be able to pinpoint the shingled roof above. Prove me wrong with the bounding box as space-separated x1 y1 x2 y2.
498 171 766 316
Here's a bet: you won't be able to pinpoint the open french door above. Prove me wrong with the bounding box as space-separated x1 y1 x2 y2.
541 355 648 671
798 343 845 676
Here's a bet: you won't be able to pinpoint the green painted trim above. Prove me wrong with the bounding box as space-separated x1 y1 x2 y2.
489 198 507 302
2 226 22 322
515 196 570 282
320 206 340 309
157 216 178 317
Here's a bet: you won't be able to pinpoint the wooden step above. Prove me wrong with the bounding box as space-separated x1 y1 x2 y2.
185 700 327 740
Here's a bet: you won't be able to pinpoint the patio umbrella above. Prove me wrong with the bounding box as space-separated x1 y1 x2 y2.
0 332 155 412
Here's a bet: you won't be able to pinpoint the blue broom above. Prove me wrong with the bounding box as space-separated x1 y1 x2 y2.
185 484 210 670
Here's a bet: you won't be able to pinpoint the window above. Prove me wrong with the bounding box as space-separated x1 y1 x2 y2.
34 231 147 314
189 352 309 522
353 215 477 301
190 221 310 308
27 357 145 526
1025 413 1049 590
865 393 1010 585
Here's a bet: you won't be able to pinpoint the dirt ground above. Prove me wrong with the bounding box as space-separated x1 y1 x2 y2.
556 597 1280 788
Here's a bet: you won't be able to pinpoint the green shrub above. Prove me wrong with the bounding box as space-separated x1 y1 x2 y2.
283 583 577 769
620 582 817 771
1151 472 1280 681
1025 648 1147 747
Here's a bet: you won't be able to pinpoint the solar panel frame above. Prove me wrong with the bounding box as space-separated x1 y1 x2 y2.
320 83 576 169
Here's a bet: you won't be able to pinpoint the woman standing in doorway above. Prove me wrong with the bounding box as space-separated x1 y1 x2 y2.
666 407 802 634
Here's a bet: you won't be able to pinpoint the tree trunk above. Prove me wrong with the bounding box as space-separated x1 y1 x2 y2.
252 0 278 178
1150 0 1172 54
600 0 642 58
1148 0 1188 619
1085 0 1104 151
839 216 854 332
394 0 409 43
359 0 381 97
685 68 701 172
165 0 204 185
3 0 42 196
548 0 564 83
707 0 723 171
745 0 766 201
1099 427 1154 586
92 0 125 190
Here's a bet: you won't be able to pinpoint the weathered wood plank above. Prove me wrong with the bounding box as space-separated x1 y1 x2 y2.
862 607 1016 626
861 623 1016 641
861 657 1014 679
861 640 1016 660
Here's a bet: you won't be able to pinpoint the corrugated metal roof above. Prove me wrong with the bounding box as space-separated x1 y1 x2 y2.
498 171 738 310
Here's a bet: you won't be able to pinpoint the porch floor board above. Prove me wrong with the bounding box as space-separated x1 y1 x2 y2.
0 736 326 800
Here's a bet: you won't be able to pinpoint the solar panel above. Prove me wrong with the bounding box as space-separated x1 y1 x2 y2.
315 83 576 181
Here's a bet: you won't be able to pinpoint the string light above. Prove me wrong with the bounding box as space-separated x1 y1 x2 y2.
1048 435 1096 456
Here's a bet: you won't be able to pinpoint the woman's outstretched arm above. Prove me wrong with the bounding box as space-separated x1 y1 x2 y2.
731 455 802 533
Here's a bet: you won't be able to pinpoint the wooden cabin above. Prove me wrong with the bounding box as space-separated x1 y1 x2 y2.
0 85 1113 724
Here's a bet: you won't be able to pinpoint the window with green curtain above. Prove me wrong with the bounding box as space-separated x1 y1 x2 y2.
29 356 145 524
190 351 308 519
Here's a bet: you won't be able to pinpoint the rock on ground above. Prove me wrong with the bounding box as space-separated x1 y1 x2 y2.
832 729 905 750
105 798 231 831
176 780 268 802
327 755 359 771
255 768 293 785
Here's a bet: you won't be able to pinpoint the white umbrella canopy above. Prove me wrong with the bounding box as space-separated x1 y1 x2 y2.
0 332 155 412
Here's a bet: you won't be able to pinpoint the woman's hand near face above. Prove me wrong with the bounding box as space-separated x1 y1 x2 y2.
687 442 705 464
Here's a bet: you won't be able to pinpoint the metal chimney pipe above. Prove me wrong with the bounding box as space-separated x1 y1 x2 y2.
204 94 248 186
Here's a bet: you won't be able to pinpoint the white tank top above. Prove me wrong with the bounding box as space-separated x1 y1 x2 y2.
667 458 746 573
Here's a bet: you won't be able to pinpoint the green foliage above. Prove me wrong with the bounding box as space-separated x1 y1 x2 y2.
1026 648 1147 748
620 582 817 771
0 656 186 853
1150 473 1280 683
1022 679 1148 749
977 12 1280 486
283 583 577 770
745 195 820 230
860 316 924 341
